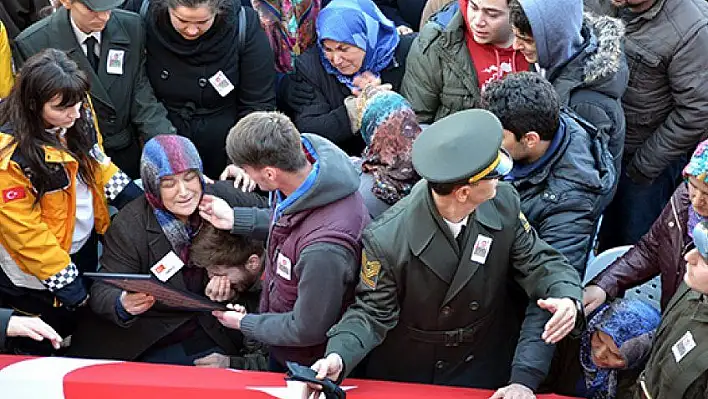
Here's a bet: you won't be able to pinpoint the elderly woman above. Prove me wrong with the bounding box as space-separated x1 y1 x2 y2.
123 0 276 178
585 139 708 314
69 135 268 365
0 49 141 355
350 89 422 218
285 0 415 155
542 298 660 398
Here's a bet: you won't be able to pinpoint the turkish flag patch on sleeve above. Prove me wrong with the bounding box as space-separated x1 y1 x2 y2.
2 187 27 203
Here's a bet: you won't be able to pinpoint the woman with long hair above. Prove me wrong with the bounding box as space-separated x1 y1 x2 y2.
0 48 141 355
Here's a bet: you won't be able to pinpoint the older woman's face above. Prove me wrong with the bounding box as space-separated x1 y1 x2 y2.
321 39 366 76
688 176 708 217
590 331 626 369
159 169 202 221
168 5 216 40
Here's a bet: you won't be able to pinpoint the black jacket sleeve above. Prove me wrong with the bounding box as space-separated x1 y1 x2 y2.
374 0 408 27
0 308 12 351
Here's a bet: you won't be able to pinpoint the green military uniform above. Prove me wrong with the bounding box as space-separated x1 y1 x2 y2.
637 283 708 399
325 110 583 390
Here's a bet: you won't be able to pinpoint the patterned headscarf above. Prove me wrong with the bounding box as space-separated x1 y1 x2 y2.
683 139 708 238
140 135 204 263
360 91 421 204
316 0 400 89
580 299 661 399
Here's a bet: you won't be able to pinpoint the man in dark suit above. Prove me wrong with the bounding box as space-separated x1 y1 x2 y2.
13 0 175 179
0 0 50 40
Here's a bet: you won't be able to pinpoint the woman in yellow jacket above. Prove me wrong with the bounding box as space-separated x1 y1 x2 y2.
0 48 141 355
0 21 13 99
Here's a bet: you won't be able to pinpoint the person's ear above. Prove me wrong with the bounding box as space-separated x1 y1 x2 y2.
264 167 277 182
522 131 541 149
245 254 261 273
58 0 72 10
454 184 471 203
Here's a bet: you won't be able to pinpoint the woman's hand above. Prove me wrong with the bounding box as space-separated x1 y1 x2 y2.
219 165 257 192
205 275 236 302
120 291 156 316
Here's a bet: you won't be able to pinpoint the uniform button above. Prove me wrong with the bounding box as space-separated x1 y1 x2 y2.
550 194 556 200
108 116 116 123
160 70 169 79
464 354 475 363
469 301 480 311
435 360 445 370
668 221 675 228
441 306 452 316
198 77 208 87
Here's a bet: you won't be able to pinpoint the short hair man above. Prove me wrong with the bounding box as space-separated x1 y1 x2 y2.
309 109 583 398
401 0 529 124
190 223 268 370
508 0 628 180
585 0 708 249
13 0 176 178
484 72 615 277
200 112 370 371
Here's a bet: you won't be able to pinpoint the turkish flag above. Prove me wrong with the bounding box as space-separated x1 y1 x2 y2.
2 187 26 203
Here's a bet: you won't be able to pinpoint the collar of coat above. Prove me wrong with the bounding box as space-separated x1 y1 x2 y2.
43 7 132 110
405 180 502 257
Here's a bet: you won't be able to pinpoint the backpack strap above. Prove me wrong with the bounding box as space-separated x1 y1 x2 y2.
237 5 246 49
139 0 150 19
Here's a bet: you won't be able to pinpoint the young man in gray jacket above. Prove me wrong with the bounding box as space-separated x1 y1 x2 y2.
200 112 370 371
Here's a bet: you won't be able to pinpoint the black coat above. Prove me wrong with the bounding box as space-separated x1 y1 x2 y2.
287 34 415 156
141 1 276 178
0 0 49 39
68 183 268 361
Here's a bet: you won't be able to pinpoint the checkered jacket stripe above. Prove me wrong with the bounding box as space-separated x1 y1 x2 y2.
42 262 79 291
105 171 131 201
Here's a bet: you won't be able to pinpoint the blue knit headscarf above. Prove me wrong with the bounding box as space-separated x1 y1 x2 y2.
580 298 661 399
316 0 399 89
140 135 205 263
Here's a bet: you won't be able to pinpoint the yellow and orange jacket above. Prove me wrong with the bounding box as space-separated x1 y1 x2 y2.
0 99 140 306
0 21 14 99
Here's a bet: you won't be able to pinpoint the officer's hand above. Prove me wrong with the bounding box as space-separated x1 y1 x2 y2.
396 25 414 35
6 316 63 350
120 291 156 316
583 285 607 315
489 383 535 399
311 353 344 382
219 165 256 192
199 194 234 231
194 352 230 368
538 297 577 344
205 276 236 302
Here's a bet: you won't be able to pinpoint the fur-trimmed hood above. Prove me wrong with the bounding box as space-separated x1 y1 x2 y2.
548 13 629 104
581 13 626 85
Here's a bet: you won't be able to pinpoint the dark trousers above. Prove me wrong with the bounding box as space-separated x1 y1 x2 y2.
598 156 686 251
106 138 142 180
3 231 99 355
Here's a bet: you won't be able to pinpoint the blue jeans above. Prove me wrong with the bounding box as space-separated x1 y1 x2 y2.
598 155 686 251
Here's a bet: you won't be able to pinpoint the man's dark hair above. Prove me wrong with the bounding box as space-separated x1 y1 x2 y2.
191 223 265 269
429 178 474 196
509 0 532 37
483 72 560 141
225 111 309 172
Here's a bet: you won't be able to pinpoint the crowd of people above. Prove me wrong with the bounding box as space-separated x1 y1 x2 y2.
1 0 708 398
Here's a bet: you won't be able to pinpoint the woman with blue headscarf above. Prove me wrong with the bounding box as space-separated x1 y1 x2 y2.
283 0 415 155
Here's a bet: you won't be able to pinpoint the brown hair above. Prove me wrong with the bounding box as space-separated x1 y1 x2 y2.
190 223 265 269
225 111 308 172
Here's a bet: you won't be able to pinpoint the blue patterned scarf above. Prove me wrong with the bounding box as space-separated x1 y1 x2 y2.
316 0 399 89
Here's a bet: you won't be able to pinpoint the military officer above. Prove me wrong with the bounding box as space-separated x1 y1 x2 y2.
311 109 584 399
635 220 708 399
13 0 175 179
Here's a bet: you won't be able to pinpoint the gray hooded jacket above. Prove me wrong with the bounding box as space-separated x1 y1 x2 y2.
521 0 628 181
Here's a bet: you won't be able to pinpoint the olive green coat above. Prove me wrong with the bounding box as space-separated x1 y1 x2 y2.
639 283 708 398
326 181 582 390
400 11 482 124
